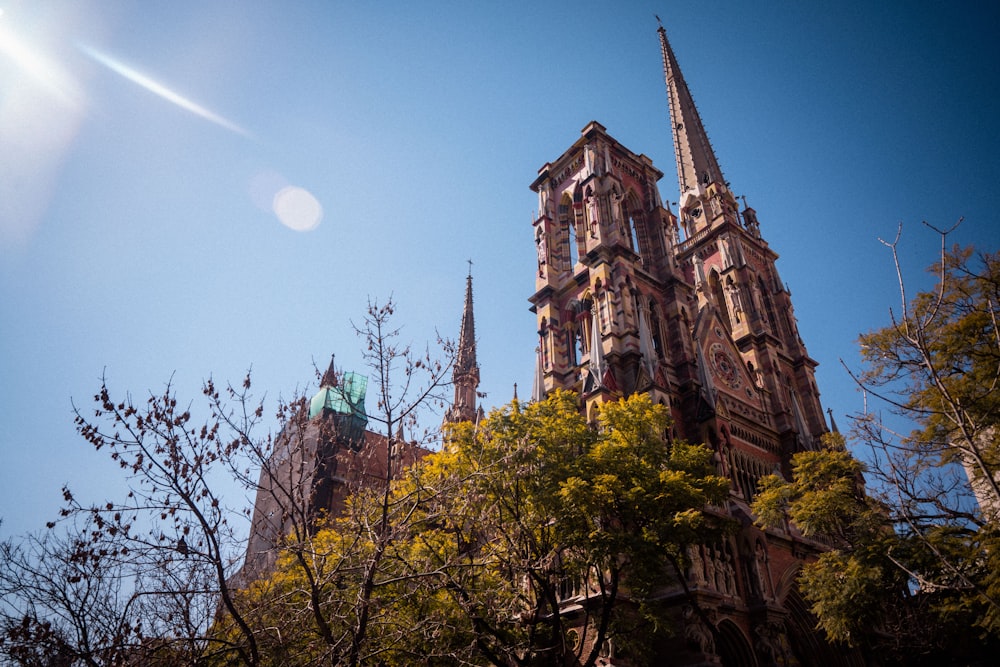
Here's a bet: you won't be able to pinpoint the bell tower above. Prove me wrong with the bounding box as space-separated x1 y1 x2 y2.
528 121 689 424
529 23 827 458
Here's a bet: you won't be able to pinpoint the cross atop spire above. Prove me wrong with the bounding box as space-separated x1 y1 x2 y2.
658 21 727 202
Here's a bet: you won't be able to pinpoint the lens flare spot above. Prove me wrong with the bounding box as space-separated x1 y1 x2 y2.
273 186 322 232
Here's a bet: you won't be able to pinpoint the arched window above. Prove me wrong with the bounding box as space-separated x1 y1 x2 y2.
623 191 644 261
557 193 577 271
539 317 550 369
566 324 578 368
570 186 584 267
716 619 756 667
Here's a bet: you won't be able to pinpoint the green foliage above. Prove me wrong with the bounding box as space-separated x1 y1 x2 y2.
751 436 906 646
857 243 1000 636
396 391 729 666
754 241 1000 662
239 391 729 666
797 550 890 642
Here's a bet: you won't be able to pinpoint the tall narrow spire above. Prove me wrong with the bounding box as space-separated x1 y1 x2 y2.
658 20 726 200
455 263 478 379
445 265 481 424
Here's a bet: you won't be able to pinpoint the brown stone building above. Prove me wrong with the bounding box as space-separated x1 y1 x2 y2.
240 360 427 579
525 23 861 666
240 274 480 579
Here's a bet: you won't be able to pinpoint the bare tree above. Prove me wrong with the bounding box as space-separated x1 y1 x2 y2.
0 518 140 666
226 298 457 665
0 296 455 667
849 222 1000 610
1 293 455 667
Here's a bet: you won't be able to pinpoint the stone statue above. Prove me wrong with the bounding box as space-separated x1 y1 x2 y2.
682 605 716 656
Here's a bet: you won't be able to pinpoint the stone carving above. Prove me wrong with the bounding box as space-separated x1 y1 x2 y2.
755 542 773 600
682 605 716 656
688 545 706 585
535 227 548 273
586 195 599 235
754 620 791 666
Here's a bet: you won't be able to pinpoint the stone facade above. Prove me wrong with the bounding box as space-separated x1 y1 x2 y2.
524 24 862 666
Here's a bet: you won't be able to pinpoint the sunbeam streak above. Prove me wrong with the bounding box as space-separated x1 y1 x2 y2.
77 43 249 137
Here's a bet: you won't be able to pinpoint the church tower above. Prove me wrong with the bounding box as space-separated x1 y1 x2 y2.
529 22 827 481
445 267 483 425
528 20 853 666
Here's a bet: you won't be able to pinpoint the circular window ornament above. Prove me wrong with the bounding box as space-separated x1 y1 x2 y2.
709 343 741 390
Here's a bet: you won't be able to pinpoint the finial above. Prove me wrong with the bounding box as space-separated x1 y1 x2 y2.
466 258 473 278
513 382 518 400
826 407 840 434
320 354 337 387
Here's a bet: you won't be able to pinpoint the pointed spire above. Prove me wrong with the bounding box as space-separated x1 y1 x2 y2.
445 265 480 424
320 355 337 387
791 389 812 450
637 306 656 376
695 343 718 410
827 407 840 434
588 306 606 384
455 265 478 379
658 20 726 200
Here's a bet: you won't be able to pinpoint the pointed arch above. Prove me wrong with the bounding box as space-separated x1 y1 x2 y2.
781 584 864 666
623 189 645 261
715 619 758 667
570 184 584 267
557 192 579 272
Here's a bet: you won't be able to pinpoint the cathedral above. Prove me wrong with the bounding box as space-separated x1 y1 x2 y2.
521 22 857 666
242 21 861 666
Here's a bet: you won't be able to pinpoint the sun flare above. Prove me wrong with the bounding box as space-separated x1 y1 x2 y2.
77 42 249 137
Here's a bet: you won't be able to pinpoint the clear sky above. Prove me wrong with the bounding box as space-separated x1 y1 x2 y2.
1 1 998 538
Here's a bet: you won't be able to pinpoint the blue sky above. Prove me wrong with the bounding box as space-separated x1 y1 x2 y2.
1 1 998 537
